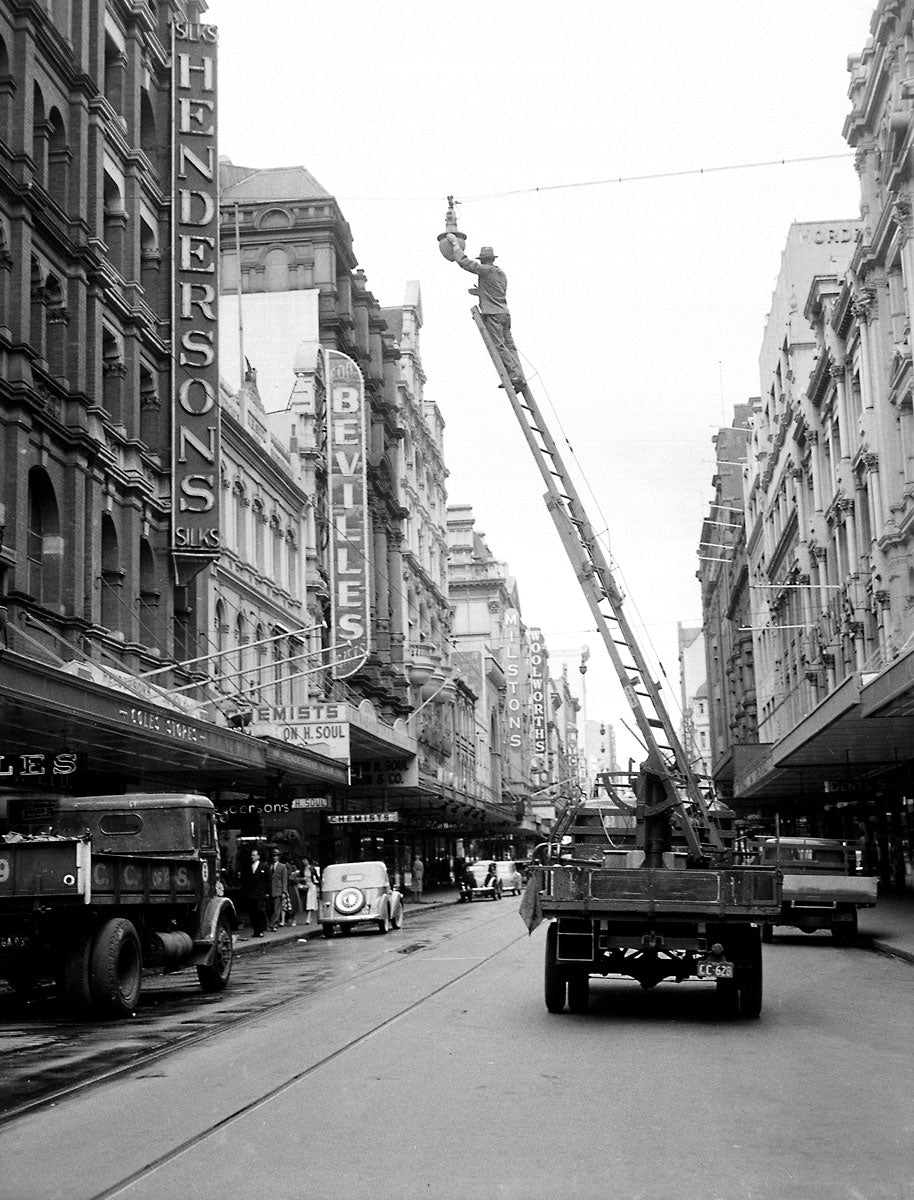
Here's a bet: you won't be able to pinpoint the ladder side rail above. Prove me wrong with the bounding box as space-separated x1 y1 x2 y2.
471 309 722 853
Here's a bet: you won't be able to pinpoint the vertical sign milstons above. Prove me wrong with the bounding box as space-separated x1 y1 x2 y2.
172 20 220 577
325 350 370 678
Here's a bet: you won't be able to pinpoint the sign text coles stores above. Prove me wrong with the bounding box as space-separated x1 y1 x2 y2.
172 22 220 566
326 350 370 679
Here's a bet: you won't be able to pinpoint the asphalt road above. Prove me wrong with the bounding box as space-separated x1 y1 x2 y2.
0 901 912 1200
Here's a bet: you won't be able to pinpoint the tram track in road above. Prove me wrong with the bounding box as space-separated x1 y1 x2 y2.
0 900 518 1133
86 920 530 1200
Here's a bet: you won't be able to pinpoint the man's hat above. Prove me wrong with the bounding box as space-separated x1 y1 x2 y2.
479 246 497 260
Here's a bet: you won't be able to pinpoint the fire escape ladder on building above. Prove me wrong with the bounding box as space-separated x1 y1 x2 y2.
470 307 724 860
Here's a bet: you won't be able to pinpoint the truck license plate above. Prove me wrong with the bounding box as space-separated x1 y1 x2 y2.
697 960 733 979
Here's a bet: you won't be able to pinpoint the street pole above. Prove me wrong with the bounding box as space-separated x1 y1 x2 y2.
579 647 590 797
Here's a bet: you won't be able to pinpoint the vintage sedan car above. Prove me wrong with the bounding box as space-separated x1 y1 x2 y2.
492 860 524 896
319 861 403 936
459 862 503 902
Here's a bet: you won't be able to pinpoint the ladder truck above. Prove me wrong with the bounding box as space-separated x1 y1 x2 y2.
439 203 781 1018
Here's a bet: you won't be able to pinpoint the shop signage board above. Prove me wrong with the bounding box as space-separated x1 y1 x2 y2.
291 796 332 810
327 812 399 825
325 350 370 678
172 20 220 574
248 703 350 760
528 627 547 759
349 757 419 789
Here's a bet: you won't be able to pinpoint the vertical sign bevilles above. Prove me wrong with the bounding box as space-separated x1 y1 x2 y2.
326 350 370 677
172 21 220 575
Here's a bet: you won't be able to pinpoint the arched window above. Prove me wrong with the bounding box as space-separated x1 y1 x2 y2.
272 628 285 705
45 273 68 377
233 482 247 558
253 499 265 572
214 599 227 689
235 613 247 694
271 515 282 583
139 87 158 166
138 538 162 651
27 468 62 608
139 211 161 305
251 622 265 701
31 82 47 188
0 35 13 145
47 106 68 207
264 248 289 291
102 327 126 423
29 257 46 359
103 25 126 115
103 166 127 275
100 512 122 632
0 220 11 326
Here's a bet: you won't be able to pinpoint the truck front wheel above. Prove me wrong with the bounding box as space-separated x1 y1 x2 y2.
197 913 233 992
90 918 142 1017
544 922 567 1013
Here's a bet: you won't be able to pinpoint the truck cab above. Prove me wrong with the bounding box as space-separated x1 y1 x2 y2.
0 793 235 1017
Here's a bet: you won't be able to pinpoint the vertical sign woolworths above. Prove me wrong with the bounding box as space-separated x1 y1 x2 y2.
171 21 220 573
326 350 370 677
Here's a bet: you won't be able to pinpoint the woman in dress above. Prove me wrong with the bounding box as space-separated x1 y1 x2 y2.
303 857 319 926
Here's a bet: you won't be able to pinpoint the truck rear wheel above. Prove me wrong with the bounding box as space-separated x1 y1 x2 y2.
735 927 763 1019
544 922 567 1013
832 909 858 946
90 918 142 1017
197 913 233 992
567 971 590 1014
62 927 95 1014
761 923 773 943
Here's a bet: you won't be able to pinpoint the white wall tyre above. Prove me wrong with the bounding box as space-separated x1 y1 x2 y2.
377 915 390 934
90 918 142 1018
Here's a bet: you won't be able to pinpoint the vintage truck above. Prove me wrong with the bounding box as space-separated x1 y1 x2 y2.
0 792 237 1018
755 836 877 945
527 782 782 1019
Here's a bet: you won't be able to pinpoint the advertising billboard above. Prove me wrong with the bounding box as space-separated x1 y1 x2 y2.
172 20 220 576
326 350 370 677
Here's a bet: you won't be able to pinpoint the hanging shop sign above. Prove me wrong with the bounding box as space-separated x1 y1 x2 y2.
327 812 399 825
290 796 332 810
248 703 350 760
172 20 221 577
325 350 370 678
349 757 419 789
528 628 547 758
504 608 525 753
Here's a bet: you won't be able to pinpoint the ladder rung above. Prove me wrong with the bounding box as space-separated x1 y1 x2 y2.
647 718 665 728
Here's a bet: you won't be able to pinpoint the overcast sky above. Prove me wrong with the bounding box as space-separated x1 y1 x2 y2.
205 0 878 764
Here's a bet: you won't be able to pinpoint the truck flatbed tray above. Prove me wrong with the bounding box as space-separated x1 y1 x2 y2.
541 865 781 919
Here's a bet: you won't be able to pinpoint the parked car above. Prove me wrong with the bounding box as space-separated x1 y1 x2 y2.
319 861 403 936
459 861 503 902
492 860 524 896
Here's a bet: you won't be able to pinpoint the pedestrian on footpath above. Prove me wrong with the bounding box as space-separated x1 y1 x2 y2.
303 858 320 925
286 855 302 927
246 846 269 938
269 848 290 930
411 854 424 904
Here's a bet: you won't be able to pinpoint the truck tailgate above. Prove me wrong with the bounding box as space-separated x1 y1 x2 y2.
543 865 781 918
782 873 878 906
0 840 88 900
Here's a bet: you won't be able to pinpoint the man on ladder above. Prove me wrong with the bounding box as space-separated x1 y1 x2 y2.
438 201 525 390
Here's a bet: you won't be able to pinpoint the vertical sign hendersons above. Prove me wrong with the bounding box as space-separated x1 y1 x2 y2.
326 350 370 677
172 21 220 559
